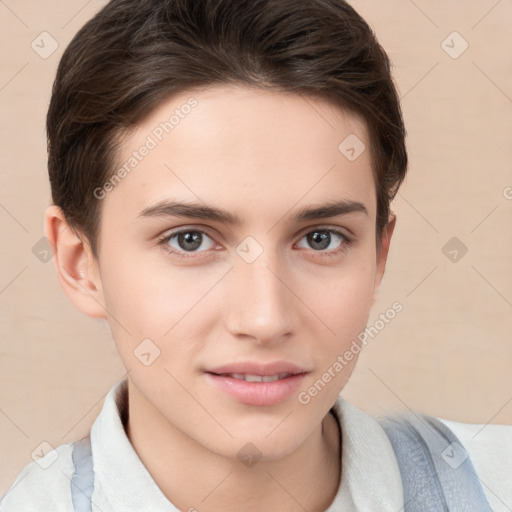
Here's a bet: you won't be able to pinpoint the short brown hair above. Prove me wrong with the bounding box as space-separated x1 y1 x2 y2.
47 0 407 257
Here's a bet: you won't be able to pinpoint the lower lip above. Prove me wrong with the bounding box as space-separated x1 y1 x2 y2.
205 373 307 406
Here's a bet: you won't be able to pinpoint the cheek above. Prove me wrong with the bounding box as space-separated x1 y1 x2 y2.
307 258 376 340
99 248 229 370
101 244 222 327
296 265 376 405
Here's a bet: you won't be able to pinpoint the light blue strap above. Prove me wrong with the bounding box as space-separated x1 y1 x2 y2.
70 436 94 512
379 413 492 512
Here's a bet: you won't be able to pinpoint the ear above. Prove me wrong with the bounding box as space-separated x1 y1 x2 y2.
371 213 396 305
44 205 107 318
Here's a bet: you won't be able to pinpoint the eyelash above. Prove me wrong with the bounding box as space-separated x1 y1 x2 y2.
157 226 353 260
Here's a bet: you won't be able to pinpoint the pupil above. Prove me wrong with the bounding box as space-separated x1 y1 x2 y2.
178 231 202 251
308 231 330 250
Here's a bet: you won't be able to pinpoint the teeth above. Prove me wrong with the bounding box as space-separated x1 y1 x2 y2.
245 374 265 382
226 373 289 382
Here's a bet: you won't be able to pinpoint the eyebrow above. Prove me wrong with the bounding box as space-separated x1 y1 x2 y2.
137 199 368 224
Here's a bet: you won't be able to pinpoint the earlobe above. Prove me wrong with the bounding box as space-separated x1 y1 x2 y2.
44 205 107 319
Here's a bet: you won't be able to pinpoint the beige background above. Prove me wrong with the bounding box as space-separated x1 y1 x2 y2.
1 0 511 496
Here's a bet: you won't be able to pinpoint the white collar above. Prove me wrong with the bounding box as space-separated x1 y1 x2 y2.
91 378 403 511
327 398 404 510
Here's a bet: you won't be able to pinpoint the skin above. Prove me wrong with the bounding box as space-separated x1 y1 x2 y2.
45 84 395 512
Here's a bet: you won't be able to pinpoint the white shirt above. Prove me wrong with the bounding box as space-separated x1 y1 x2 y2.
1 378 510 511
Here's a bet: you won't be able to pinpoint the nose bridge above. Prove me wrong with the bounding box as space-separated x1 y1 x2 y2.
224 247 295 343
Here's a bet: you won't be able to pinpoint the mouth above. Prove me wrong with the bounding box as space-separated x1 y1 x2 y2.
204 362 309 406
210 372 297 383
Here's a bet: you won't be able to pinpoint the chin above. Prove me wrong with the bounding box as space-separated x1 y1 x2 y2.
201 421 310 463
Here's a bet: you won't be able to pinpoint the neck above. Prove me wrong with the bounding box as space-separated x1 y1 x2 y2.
125 380 341 512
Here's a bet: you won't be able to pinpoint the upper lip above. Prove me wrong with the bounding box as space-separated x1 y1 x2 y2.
206 361 309 376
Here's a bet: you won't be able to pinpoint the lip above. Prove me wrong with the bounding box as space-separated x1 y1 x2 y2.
205 361 309 406
207 361 308 376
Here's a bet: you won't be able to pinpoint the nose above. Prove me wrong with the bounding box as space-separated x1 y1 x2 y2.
224 253 296 346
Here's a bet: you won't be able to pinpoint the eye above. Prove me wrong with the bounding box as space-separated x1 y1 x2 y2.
158 226 352 260
296 229 350 253
159 229 217 256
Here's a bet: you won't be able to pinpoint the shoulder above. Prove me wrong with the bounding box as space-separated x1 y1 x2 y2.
438 416 512 462
437 417 512 511
0 441 76 512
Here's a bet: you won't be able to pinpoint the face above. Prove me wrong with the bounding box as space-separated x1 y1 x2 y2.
92 84 391 460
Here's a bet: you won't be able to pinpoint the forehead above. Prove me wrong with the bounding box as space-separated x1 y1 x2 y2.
105 84 376 224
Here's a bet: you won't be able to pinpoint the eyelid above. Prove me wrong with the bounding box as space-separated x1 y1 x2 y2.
157 226 220 257
158 225 217 243
159 224 352 242
157 224 354 259
295 224 353 243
